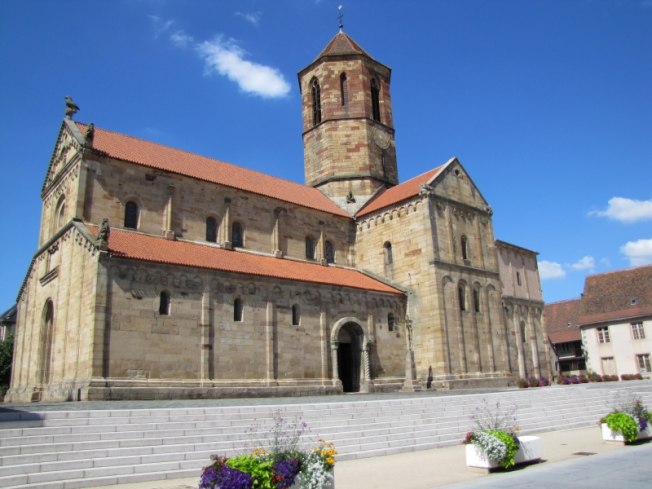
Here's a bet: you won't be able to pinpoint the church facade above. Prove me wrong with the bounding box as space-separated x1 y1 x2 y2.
6 32 550 403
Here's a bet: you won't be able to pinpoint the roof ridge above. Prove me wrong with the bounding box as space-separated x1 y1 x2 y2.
585 264 652 279
77 122 314 189
75 122 350 217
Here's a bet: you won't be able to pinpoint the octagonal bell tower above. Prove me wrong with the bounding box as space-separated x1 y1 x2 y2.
299 30 398 212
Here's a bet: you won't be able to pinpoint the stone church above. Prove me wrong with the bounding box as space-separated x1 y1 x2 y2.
6 31 550 402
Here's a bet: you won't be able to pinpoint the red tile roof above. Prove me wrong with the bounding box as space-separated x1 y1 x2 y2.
77 123 349 217
355 161 450 217
579 265 652 325
544 299 582 344
92 225 403 296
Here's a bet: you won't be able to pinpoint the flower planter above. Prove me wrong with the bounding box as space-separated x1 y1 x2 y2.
466 435 543 470
601 423 652 444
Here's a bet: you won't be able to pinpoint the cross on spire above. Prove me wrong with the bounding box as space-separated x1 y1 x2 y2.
338 5 344 32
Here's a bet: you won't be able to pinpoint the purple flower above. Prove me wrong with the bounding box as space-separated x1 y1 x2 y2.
639 417 648 431
199 462 253 489
218 467 253 489
274 458 301 489
199 467 220 489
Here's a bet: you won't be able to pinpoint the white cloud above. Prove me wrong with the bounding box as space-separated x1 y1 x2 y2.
539 261 566 280
620 238 652 266
197 37 290 98
170 30 194 48
590 197 652 223
236 11 262 26
149 14 174 38
570 256 595 271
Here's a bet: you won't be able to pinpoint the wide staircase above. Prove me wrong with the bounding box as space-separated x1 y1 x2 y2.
1 382 651 489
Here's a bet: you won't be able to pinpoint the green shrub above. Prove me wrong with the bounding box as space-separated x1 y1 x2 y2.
488 429 519 468
604 412 639 443
226 455 275 489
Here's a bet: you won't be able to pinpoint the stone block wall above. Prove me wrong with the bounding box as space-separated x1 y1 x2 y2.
6 225 99 403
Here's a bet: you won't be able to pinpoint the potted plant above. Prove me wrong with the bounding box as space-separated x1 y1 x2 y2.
600 393 652 444
463 399 542 470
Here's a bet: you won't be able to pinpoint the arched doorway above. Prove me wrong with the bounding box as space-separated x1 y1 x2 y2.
337 322 362 392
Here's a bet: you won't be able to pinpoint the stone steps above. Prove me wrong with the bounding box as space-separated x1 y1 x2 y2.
1 382 650 489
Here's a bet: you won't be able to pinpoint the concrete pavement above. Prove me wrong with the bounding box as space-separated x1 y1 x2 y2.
87 425 648 489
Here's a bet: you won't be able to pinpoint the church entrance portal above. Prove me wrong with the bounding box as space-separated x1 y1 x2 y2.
337 323 361 392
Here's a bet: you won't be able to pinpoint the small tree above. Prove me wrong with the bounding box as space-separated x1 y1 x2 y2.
0 335 14 395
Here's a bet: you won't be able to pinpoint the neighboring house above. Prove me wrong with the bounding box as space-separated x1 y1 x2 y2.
579 265 652 378
0 305 17 342
6 30 550 403
544 299 586 377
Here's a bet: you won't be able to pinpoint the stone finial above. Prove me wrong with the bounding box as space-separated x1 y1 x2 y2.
65 96 79 119
419 183 434 197
84 123 95 146
96 218 110 251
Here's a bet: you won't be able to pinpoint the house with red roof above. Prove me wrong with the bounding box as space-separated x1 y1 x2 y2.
6 30 550 402
545 265 652 379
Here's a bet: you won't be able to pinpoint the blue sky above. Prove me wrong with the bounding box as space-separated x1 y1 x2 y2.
1 0 651 312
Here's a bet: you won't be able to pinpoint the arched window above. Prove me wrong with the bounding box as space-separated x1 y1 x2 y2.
292 304 300 326
473 288 480 313
234 298 243 322
384 241 393 265
388 313 396 332
458 284 467 311
54 196 66 231
305 236 316 260
340 73 348 106
311 78 322 125
206 217 218 242
371 78 381 122
124 201 139 229
325 240 335 264
159 291 170 315
516 271 522 286
40 300 55 384
232 222 243 247
461 235 469 260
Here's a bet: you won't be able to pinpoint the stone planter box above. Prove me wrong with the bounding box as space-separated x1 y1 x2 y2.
601 423 652 444
466 435 543 470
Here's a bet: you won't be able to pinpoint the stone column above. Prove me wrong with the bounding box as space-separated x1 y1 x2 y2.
200 289 212 382
320 308 329 381
164 184 175 240
318 220 326 265
272 208 284 258
331 342 341 388
265 301 278 385
359 341 372 393
530 309 542 378
220 198 232 249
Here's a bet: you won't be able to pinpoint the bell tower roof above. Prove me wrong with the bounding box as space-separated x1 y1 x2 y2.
315 31 373 60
